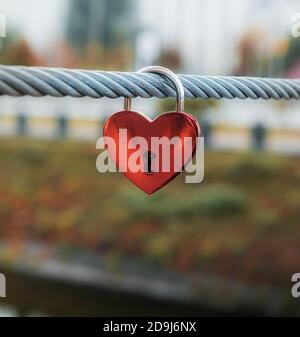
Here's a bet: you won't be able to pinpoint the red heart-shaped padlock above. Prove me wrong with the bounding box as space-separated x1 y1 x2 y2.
103 110 200 194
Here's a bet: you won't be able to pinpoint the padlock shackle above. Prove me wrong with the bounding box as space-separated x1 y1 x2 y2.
124 66 184 112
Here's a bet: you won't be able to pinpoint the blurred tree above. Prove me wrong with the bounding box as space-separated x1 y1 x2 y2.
234 29 270 77
0 27 20 53
0 38 44 66
273 36 300 77
44 41 79 68
271 38 289 77
66 0 135 51
235 31 257 76
0 27 43 66
282 37 300 71
160 49 182 70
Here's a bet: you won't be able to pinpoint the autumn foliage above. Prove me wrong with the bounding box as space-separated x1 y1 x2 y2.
0 138 300 290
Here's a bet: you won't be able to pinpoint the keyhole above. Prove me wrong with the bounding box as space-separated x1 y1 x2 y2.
143 151 156 175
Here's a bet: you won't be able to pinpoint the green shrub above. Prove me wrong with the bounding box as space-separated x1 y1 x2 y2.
226 155 281 181
173 185 248 218
119 185 248 220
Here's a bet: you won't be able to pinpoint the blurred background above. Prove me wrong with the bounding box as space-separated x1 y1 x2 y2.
0 0 300 316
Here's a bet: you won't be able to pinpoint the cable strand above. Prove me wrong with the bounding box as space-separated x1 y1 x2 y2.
0 65 299 100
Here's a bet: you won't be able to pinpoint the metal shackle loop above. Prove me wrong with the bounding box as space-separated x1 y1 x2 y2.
124 66 185 112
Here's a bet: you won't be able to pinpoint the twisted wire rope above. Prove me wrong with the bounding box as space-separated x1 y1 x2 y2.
0 65 299 100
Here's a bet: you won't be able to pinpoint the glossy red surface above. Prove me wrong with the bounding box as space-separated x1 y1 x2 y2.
103 110 200 194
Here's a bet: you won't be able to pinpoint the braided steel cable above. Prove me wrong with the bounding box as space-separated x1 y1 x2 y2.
0 65 299 100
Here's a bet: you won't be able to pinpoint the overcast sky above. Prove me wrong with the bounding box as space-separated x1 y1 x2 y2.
0 0 66 50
